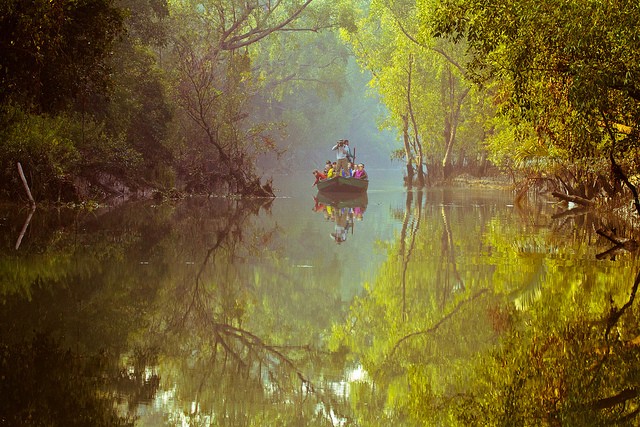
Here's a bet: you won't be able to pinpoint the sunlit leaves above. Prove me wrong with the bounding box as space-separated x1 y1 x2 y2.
341 0 486 178
433 0 640 175
333 190 640 425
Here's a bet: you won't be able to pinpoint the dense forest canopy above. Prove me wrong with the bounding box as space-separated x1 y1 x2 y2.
1 0 639 210
3 1 640 424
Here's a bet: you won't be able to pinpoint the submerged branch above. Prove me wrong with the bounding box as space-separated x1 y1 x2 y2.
605 269 640 340
215 322 314 389
551 191 594 206
387 289 489 359
591 388 639 410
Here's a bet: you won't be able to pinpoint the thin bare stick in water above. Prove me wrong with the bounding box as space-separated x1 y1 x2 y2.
17 162 35 206
15 205 36 250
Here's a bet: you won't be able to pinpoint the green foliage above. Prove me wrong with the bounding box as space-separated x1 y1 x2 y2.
119 0 169 47
341 0 488 180
76 121 144 180
331 190 640 425
0 0 124 113
106 41 172 183
432 0 640 179
0 107 81 200
0 0 178 200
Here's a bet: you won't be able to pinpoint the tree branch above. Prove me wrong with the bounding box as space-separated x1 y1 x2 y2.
221 0 315 51
388 289 489 359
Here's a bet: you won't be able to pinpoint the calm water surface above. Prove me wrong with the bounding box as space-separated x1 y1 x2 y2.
1 169 638 426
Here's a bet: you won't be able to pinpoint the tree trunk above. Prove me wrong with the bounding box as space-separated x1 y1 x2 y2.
591 388 638 410
441 67 470 180
406 55 425 187
402 114 414 188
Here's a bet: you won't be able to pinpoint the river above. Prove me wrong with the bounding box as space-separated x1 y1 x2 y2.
1 169 638 426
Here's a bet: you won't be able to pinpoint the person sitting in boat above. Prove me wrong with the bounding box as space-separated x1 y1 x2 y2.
312 169 327 186
346 162 355 177
324 160 332 173
354 163 368 180
327 162 336 178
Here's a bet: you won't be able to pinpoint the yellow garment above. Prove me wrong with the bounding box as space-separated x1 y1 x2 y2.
327 168 335 178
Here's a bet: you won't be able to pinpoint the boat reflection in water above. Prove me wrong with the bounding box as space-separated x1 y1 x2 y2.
313 192 368 244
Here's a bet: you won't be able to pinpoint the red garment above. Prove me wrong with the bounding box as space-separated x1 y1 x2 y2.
312 171 327 186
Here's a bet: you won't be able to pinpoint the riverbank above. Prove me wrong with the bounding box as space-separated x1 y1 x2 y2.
450 173 514 190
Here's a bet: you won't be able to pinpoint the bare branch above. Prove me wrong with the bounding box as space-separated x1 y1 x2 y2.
221 0 315 51
387 289 489 359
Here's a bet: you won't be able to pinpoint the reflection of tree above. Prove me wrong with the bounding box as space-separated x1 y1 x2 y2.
334 190 640 425
0 201 184 425
399 190 422 320
133 197 353 424
0 334 136 426
387 288 488 361
14 204 35 250
1 196 352 425
437 201 464 308
462 268 640 426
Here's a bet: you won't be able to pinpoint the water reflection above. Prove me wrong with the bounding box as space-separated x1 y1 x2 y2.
1 178 639 426
334 188 640 426
312 192 368 245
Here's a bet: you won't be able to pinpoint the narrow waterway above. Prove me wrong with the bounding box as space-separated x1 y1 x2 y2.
1 170 637 426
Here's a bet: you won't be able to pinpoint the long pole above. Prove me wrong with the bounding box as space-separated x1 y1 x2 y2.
15 205 35 250
17 162 35 206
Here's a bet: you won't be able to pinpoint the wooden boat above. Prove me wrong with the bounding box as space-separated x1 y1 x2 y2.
315 192 368 209
316 176 368 193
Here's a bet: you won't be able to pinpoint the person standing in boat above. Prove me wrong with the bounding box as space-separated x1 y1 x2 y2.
332 139 352 178
344 139 354 164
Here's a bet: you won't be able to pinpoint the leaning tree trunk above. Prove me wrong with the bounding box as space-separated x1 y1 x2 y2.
406 55 426 187
441 67 470 180
402 114 415 188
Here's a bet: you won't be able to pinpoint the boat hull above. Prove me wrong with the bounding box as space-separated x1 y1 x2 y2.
315 192 368 209
316 176 368 193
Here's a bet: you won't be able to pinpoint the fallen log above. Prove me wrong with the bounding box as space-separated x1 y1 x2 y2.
596 228 639 252
551 191 594 206
551 206 589 219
